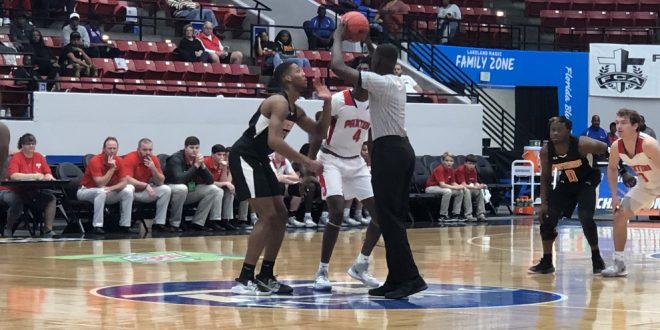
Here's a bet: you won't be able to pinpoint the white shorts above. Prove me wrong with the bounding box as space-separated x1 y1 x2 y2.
317 150 373 201
623 183 660 212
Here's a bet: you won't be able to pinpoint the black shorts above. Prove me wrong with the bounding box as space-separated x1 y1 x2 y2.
548 182 597 219
229 145 280 201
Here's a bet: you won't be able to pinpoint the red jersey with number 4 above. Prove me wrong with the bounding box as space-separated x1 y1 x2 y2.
618 133 660 188
322 89 371 158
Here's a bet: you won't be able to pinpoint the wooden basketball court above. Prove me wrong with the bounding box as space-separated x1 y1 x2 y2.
0 219 658 329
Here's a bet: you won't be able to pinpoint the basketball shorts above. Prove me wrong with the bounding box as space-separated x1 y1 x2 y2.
317 150 373 201
229 147 280 201
623 183 660 212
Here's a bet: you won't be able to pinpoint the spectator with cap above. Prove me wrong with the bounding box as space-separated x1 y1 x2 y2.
9 10 34 51
62 13 90 50
59 31 97 77
303 6 335 50
197 21 243 64
204 144 237 230
167 0 219 27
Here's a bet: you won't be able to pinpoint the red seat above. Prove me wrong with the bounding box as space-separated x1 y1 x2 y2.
632 11 657 26
594 0 618 10
92 58 125 78
229 64 259 83
478 8 497 24
617 0 640 11
555 28 582 48
154 42 177 61
173 61 195 80
610 10 635 25
137 41 159 60
605 30 632 42
154 60 176 80
588 11 611 26
548 0 572 10
222 8 247 30
163 80 189 95
114 40 142 59
525 0 548 16
540 10 566 27
302 50 323 67
584 29 607 43
572 0 594 10
630 30 653 43
317 51 332 67
58 77 81 91
640 0 660 11
462 7 480 23
564 10 588 27
303 67 322 86
116 78 149 94
210 63 232 82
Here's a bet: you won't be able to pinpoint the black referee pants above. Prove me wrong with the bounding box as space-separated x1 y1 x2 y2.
371 135 421 285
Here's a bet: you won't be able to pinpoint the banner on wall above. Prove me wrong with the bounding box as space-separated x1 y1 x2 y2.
409 44 589 132
589 43 660 98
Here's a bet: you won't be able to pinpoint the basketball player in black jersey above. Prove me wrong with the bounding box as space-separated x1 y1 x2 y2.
229 62 332 296
528 116 608 275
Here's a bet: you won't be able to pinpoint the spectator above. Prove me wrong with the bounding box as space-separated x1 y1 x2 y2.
581 115 609 146
32 0 75 28
358 0 384 35
62 13 90 49
437 0 461 44
84 14 120 59
640 115 656 139
5 133 57 238
26 30 59 90
167 0 219 28
303 6 335 50
426 152 464 221
607 122 618 145
254 31 278 68
123 138 175 233
375 0 409 36
14 54 45 91
175 24 211 63
197 21 243 64
9 10 34 51
58 31 97 77
165 136 224 232
77 137 135 235
0 185 22 237
204 144 237 230
393 63 423 94
273 30 311 69
455 154 487 222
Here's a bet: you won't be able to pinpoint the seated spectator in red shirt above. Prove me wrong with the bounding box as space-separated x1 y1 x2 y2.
165 136 223 232
123 138 175 233
77 137 135 235
197 21 243 64
204 144 236 230
455 154 487 222
426 152 464 221
4 133 56 238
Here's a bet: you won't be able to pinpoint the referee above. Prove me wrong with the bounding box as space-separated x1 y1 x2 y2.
330 22 427 299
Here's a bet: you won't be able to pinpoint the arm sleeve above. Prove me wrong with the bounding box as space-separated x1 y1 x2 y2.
453 5 462 19
41 154 52 175
6 156 19 177
198 167 214 185
455 167 465 184
122 155 135 177
89 158 105 178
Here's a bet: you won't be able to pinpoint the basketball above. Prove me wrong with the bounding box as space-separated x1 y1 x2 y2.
341 11 369 42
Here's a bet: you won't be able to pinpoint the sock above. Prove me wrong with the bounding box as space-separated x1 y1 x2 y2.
542 253 552 264
356 253 369 264
305 212 311 218
614 251 624 261
591 249 601 259
288 211 295 217
238 263 256 283
343 208 350 218
318 262 329 273
259 260 275 279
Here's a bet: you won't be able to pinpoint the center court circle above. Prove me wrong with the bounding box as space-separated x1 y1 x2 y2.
92 281 564 309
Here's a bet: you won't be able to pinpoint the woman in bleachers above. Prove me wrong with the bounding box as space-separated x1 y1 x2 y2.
273 30 311 70
175 24 212 63
253 31 278 68
26 30 59 90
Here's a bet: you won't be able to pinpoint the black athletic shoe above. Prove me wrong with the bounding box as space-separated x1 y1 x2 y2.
384 276 428 299
151 224 171 232
368 282 397 296
592 256 606 275
189 223 213 232
93 227 105 235
205 221 225 231
219 220 237 231
118 226 138 234
167 225 183 233
255 274 294 294
528 258 555 274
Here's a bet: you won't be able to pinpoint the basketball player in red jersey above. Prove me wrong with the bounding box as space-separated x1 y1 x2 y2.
604 108 660 277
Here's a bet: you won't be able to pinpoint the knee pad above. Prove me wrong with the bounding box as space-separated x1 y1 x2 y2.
540 215 559 241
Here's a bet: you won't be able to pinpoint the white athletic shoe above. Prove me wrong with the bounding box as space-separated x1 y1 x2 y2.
304 215 317 228
313 271 332 291
250 213 258 225
343 217 361 227
288 216 306 228
319 212 329 226
358 215 371 225
347 262 380 288
231 280 272 296
602 259 628 277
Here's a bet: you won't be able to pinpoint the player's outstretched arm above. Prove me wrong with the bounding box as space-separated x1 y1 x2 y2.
330 21 360 87
578 136 608 156
296 80 333 139
267 97 313 167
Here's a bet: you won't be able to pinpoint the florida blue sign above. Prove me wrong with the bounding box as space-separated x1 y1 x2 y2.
92 280 564 309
